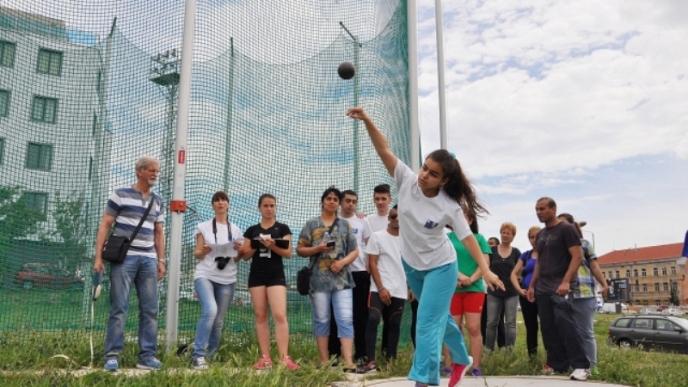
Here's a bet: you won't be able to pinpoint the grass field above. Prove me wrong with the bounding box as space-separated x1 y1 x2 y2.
1 312 688 386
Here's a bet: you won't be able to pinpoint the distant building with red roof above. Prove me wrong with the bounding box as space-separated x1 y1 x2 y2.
598 243 686 307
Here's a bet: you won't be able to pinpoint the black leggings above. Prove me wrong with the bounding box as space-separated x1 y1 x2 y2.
366 292 405 360
519 295 539 356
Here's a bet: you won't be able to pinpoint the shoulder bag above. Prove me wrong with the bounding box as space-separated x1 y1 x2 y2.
102 196 155 264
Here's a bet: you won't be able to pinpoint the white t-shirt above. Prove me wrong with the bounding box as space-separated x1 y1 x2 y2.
194 219 245 285
393 159 472 270
365 229 407 299
367 213 389 232
340 214 373 272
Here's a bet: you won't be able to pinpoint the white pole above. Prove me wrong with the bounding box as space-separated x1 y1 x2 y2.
408 0 420 172
165 0 196 351
435 0 447 150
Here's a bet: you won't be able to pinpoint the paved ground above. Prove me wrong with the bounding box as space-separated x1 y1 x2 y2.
331 375 631 387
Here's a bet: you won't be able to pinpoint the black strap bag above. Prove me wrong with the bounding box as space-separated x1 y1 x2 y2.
102 197 155 264
297 219 337 296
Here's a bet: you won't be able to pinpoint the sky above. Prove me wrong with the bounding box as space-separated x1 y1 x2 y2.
414 0 688 256
6 0 687 256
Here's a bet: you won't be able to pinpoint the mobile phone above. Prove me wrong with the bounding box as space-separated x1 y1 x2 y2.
326 241 335 248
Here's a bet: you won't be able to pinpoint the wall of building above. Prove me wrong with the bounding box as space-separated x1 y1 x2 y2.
600 258 685 306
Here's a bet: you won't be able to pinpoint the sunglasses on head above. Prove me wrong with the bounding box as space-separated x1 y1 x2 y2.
215 257 231 270
389 214 398 220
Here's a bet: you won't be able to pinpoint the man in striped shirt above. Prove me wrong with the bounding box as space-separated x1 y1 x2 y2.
93 156 166 372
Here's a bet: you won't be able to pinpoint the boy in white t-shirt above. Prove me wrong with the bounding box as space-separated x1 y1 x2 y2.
366 184 392 232
359 205 405 374
329 190 373 363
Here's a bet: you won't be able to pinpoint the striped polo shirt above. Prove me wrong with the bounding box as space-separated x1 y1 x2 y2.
105 187 165 259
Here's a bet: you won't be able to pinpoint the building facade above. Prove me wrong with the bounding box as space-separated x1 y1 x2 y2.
0 7 111 243
598 243 686 307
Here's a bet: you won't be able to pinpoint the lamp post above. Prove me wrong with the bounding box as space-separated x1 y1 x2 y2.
583 229 596 250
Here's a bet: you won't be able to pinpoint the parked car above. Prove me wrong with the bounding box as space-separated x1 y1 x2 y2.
608 315 688 353
662 308 684 317
15 263 85 290
639 307 661 315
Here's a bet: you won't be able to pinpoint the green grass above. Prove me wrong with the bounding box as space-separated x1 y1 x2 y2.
2 312 688 386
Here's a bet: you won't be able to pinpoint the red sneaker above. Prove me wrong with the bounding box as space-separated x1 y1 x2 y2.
253 354 272 370
448 356 473 387
280 356 300 370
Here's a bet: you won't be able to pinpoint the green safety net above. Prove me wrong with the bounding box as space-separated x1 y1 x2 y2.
0 0 411 348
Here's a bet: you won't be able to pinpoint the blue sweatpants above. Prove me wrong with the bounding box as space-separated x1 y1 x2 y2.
404 260 470 386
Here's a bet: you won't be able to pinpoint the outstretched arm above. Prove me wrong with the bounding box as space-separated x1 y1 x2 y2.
346 107 398 177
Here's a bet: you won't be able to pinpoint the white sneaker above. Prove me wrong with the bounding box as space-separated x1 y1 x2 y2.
570 368 590 381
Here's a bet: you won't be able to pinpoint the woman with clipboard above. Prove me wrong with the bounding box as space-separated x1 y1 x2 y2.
241 193 300 370
190 191 245 369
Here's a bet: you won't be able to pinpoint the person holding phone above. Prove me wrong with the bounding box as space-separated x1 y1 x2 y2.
346 107 504 387
296 186 359 371
190 191 245 369
241 194 299 370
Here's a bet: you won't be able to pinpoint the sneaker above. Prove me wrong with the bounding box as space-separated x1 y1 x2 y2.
570 368 590 381
280 356 300 370
471 367 483 377
104 358 119 372
541 364 555 375
136 357 162 371
253 354 272 370
191 357 208 370
448 356 473 387
358 360 376 374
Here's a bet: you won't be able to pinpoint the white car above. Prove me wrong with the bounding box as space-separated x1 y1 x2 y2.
661 307 684 316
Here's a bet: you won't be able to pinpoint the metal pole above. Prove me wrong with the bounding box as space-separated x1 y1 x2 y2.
165 0 196 351
223 37 235 193
340 22 361 191
434 0 447 150
408 0 420 172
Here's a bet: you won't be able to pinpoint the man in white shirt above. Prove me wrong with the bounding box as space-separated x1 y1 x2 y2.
366 184 392 232
359 205 405 373
328 190 373 364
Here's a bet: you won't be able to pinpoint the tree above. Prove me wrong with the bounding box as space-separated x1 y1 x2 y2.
46 190 90 273
0 186 45 275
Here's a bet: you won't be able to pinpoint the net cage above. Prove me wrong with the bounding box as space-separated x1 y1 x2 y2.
0 0 411 349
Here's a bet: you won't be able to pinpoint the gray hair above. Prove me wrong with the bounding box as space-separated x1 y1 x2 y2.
135 156 160 172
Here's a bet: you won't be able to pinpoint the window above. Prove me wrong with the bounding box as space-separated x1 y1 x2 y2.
31 96 58 123
633 318 653 329
614 318 632 328
608 271 612 279
615 271 620 279
642 284 647 292
633 269 638 277
643 300 648 305
642 269 646 277
25 143 52 171
23 192 48 215
37 49 63 76
671 267 676 275
626 270 630 278
663 283 669 291
636 300 641 305
655 300 661 306
654 283 660 292
0 89 9 117
653 268 658 276
0 138 4 164
0 41 16 68
662 267 667 276
634 284 639 292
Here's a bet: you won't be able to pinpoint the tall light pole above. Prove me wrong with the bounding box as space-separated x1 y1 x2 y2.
583 230 596 251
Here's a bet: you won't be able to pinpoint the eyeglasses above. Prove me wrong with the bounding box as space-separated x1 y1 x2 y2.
389 214 398 220
215 257 230 270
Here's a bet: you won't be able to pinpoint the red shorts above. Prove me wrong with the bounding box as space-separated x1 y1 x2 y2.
450 292 485 316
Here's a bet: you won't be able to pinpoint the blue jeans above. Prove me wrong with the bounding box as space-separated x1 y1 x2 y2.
104 255 159 361
572 297 597 367
311 289 353 338
485 294 519 350
192 277 235 359
404 260 470 386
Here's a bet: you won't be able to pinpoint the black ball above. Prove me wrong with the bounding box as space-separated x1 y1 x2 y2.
338 61 355 80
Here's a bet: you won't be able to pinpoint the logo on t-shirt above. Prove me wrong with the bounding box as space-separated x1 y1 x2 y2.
352 228 359 234
424 219 439 229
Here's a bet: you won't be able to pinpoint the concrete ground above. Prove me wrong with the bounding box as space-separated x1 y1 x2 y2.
331 375 631 387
